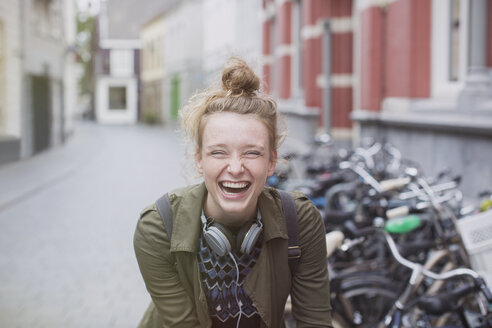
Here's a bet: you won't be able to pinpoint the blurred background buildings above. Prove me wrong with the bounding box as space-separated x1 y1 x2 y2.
93 0 174 124
0 0 491 196
0 0 78 164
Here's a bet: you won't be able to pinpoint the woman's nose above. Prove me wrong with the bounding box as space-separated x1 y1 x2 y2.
227 156 244 174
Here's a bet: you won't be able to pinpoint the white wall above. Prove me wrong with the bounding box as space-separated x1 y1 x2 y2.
63 0 78 136
160 0 263 121
203 0 236 74
202 0 262 82
162 0 204 121
164 0 203 73
0 0 22 137
23 0 66 78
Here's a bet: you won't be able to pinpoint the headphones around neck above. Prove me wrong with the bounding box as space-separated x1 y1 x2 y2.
200 210 263 257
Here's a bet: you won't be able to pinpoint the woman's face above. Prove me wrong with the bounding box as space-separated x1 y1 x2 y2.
196 112 277 226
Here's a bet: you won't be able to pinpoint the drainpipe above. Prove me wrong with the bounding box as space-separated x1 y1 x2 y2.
321 19 332 134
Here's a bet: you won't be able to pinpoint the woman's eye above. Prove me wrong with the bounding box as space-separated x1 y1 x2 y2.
211 151 226 157
245 151 261 158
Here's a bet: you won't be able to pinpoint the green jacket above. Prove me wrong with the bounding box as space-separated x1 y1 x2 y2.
134 183 333 327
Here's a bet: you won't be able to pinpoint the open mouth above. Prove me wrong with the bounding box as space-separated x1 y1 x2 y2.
220 181 251 195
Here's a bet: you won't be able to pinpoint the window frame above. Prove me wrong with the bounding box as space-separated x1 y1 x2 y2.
431 0 469 99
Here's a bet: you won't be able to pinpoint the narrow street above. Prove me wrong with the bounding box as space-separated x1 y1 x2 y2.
0 121 189 327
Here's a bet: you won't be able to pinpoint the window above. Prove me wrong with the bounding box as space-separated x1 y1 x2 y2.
110 49 134 77
431 0 469 98
31 0 61 39
108 86 127 110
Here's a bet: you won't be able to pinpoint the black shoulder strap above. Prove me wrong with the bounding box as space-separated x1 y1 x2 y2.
156 193 173 239
278 190 301 276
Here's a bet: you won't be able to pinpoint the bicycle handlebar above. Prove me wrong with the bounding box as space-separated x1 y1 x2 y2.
383 230 480 280
386 190 456 219
383 230 492 304
399 180 458 200
339 161 384 193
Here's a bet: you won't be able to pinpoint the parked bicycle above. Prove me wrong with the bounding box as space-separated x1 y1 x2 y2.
331 216 492 328
275 137 492 327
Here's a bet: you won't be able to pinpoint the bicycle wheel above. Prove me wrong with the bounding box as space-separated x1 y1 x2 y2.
332 280 399 328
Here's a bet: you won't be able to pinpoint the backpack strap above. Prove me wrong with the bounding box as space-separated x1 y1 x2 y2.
278 190 301 276
156 193 173 239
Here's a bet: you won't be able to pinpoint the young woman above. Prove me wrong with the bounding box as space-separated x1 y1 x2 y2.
134 58 333 327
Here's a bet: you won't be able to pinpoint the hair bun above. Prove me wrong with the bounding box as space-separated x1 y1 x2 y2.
221 57 260 96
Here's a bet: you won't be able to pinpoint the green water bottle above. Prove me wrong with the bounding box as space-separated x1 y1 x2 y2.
385 215 421 234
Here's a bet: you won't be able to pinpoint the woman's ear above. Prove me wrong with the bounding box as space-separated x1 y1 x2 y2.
267 150 277 176
195 148 203 174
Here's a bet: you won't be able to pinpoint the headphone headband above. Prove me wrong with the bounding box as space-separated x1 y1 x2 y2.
200 209 263 256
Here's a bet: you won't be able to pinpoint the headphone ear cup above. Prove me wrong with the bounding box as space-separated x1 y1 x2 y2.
236 221 262 254
203 222 234 257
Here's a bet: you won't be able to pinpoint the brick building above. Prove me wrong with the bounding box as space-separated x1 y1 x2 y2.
262 0 492 197
262 0 354 145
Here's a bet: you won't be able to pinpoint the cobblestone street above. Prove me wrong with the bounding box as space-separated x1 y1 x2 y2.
0 121 188 327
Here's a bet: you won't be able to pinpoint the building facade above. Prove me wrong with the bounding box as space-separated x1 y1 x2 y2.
94 0 174 124
352 0 492 197
0 0 77 165
140 14 165 124
138 0 263 124
0 0 22 165
162 0 204 123
262 0 354 144
263 0 492 197
94 0 140 124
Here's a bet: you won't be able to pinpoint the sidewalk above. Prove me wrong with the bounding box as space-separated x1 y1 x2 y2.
0 121 103 212
0 120 187 328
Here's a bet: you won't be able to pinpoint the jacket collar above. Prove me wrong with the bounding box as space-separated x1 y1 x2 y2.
169 183 288 253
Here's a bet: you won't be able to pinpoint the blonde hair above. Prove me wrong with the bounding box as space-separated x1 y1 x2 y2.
180 57 285 156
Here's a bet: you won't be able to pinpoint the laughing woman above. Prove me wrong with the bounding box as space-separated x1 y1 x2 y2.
134 57 333 328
